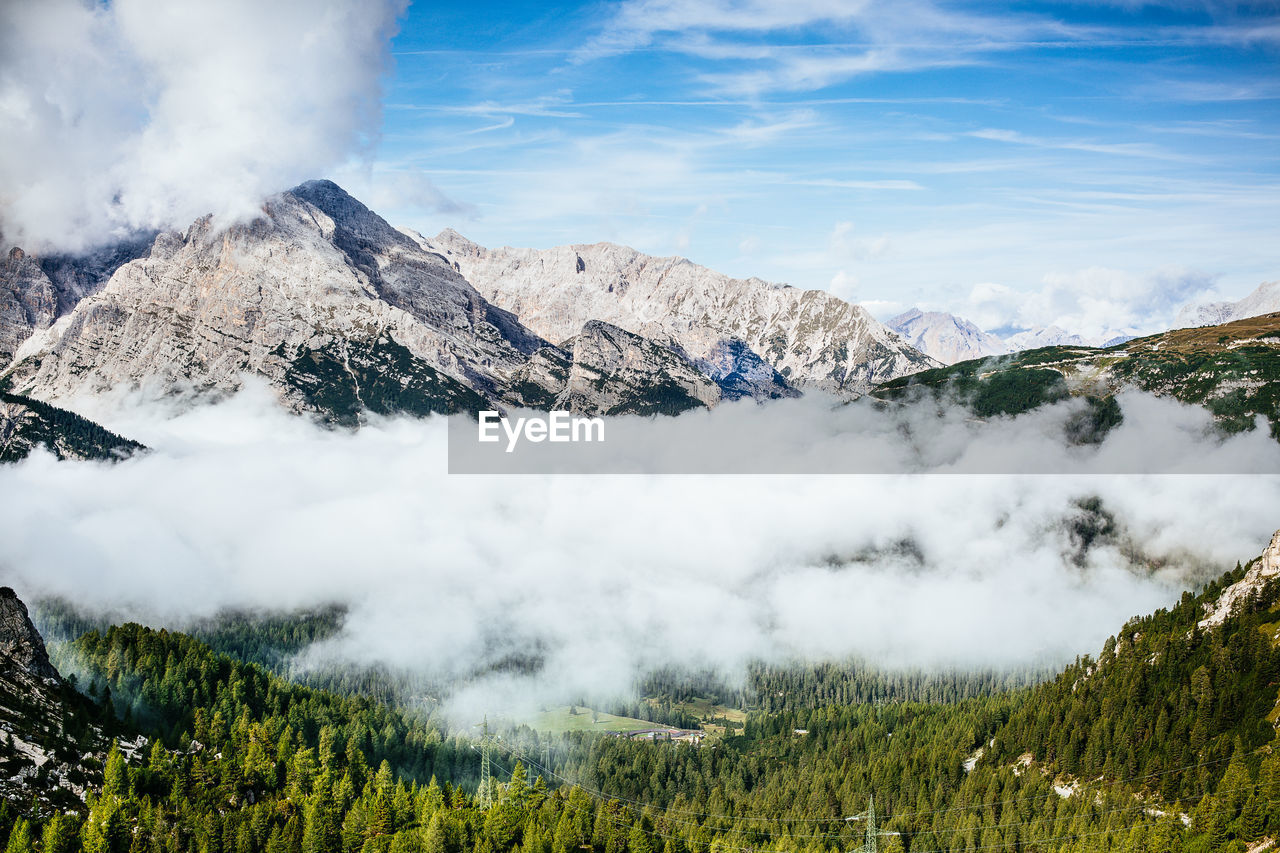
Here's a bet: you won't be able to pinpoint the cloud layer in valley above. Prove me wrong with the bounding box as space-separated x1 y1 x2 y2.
0 0 405 253
1 385 1277 723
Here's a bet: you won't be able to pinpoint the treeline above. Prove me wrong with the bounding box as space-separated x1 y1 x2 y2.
34 600 347 670
638 659 1055 715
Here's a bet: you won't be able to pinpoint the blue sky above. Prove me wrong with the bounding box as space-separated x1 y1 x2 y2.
347 0 1280 334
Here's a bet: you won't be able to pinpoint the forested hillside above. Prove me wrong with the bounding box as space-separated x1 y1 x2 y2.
4 547 1280 853
0 392 144 462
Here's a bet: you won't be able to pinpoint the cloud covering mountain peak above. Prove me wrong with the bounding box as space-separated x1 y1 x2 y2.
0 0 406 254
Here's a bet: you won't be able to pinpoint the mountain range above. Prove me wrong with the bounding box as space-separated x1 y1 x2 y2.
416 228 934 395
1 179 1277 458
891 279 1280 367
0 181 934 429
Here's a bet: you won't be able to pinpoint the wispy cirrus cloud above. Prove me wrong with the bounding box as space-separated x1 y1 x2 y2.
575 0 1088 95
967 128 1196 162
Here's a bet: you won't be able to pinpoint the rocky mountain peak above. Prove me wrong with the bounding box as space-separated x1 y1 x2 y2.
289 180 419 253
0 587 59 681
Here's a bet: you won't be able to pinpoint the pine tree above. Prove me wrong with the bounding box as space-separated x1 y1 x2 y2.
4 819 32 853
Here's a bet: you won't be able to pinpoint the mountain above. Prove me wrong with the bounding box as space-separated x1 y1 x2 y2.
1177 280 1280 328
886 308 1009 365
0 182 906 425
412 229 938 396
874 311 1280 438
0 390 145 462
1 181 537 425
1 182 766 424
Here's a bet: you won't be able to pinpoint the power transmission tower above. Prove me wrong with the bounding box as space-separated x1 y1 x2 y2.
477 717 494 809
846 796 899 853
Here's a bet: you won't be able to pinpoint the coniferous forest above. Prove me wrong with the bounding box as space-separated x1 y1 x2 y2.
1 552 1279 853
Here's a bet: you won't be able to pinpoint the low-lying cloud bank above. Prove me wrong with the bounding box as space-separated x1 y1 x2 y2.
1 384 1277 722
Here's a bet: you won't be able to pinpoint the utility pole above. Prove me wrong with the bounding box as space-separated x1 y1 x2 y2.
846 796 899 853
478 717 494 809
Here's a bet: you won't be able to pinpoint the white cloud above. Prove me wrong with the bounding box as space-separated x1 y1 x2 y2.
0 0 406 253
2 386 1278 723
962 266 1218 337
829 220 891 261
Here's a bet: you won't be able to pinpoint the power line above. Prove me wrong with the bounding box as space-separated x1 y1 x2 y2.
499 743 1262 845
485 751 1271 853
489 736 1247 830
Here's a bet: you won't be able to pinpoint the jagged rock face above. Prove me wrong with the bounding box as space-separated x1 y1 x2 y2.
507 320 722 415
887 308 1009 365
413 229 939 395
696 340 797 401
0 240 154 367
0 248 57 365
0 587 59 681
0 589 119 812
4 182 541 423
1177 280 1280 328
1199 529 1280 628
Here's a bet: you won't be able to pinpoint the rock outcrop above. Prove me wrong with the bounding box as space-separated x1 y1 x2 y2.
0 588 121 812
412 229 938 396
0 248 57 366
0 587 59 681
1199 530 1280 628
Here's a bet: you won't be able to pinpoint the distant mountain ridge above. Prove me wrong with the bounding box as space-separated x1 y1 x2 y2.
1176 280 1280 328
887 308 1135 365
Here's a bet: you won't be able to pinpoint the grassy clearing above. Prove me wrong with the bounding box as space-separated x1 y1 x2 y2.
526 705 659 734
